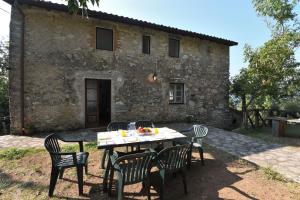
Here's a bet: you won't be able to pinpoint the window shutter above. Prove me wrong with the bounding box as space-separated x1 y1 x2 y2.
96 28 113 51
142 35 150 54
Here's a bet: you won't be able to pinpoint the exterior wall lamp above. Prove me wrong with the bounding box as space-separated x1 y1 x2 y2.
153 59 158 81
153 72 157 81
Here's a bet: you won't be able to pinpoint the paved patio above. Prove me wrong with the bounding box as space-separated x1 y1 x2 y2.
0 123 299 183
205 127 300 183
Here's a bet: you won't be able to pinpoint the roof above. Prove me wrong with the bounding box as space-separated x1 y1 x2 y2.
5 0 238 46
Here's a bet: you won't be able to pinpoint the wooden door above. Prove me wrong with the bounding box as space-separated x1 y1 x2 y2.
85 79 111 128
99 79 111 126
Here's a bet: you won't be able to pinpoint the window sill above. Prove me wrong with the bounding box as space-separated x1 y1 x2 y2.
96 48 113 51
168 55 179 58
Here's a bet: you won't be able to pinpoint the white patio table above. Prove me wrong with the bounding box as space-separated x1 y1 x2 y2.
97 127 186 191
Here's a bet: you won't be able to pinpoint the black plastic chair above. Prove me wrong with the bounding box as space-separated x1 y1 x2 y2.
156 144 190 199
135 120 155 128
109 151 155 200
44 133 89 196
101 122 129 169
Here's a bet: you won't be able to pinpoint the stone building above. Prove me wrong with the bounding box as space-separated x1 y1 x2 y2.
6 0 237 133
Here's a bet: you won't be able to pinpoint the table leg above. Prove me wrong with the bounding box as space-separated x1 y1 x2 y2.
103 148 113 192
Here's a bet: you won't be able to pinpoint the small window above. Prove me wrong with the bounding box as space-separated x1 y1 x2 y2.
142 35 150 54
96 28 113 51
169 38 180 58
169 83 184 104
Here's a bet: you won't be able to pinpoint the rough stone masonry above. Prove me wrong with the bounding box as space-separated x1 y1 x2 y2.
8 1 237 133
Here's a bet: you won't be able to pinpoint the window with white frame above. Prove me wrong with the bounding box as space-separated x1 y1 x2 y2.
169 83 184 104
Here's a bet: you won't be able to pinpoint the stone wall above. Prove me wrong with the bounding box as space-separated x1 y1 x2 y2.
9 5 231 132
8 2 23 134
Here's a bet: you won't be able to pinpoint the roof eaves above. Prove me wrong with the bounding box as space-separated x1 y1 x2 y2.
14 0 238 46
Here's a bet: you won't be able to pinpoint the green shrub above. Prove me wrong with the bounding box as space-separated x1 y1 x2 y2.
0 148 42 160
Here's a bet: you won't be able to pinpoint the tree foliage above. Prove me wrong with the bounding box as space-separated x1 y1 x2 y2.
231 0 300 111
252 0 300 35
0 40 9 116
66 0 100 15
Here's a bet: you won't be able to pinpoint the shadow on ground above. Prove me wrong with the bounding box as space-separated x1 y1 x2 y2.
50 149 258 200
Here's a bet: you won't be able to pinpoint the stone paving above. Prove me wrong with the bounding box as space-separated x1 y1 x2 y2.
0 123 299 183
205 127 300 184
0 135 46 148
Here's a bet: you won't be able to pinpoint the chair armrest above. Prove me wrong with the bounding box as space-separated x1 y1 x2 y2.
51 152 76 156
51 152 77 164
192 136 205 139
56 135 84 152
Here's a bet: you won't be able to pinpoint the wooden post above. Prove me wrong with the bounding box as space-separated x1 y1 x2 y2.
254 109 259 128
268 109 273 127
272 119 286 137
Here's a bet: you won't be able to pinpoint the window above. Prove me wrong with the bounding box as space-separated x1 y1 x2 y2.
142 35 150 54
169 83 184 104
96 28 113 51
169 38 180 58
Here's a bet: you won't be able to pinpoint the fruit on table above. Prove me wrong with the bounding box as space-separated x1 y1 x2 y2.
138 127 152 133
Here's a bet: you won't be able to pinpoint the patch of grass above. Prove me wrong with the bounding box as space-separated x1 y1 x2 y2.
61 144 79 152
261 167 287 182
0 148 43 160
84 142 97 151
32 165 42 174
61 142 97 152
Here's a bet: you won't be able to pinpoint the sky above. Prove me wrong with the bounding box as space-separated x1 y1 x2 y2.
0 0 299 77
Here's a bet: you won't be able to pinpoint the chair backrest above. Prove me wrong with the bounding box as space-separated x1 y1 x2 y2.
114 152 154 184
107 121 128 131
135 120 154 129
193 125 208 145
44 133 61 164
157 144 190 171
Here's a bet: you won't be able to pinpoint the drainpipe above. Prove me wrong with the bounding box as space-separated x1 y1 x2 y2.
14 0 25 134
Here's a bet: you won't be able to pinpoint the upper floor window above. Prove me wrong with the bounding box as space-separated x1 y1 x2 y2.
169 83 184 104
96 28 113 51
169 38 180 58
142 35 151 54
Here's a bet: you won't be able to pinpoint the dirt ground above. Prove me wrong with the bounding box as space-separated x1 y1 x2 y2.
0 145 299 200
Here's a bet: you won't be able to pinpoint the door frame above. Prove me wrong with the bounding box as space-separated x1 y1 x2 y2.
85 78 112 128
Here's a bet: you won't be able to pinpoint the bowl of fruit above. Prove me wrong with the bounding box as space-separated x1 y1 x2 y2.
137 127 153 135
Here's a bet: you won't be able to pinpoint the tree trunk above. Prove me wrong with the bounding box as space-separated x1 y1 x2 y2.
242 94 248 129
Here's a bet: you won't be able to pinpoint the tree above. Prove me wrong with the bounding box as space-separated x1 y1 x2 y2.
0 39 9 116
66 0 100 15
231 0 300 128
252 0 300 35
